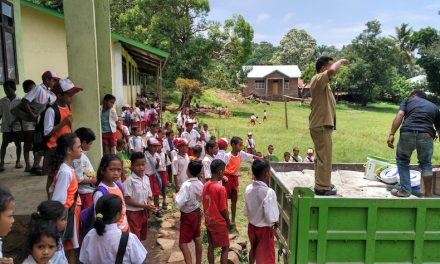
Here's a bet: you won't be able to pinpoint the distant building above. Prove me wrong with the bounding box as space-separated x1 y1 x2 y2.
242 65 301 101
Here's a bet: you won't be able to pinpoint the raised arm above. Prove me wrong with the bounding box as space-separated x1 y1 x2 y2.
326 59 349 78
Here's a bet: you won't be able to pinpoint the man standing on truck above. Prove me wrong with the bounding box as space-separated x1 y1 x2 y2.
309 56 349 196
387 90 440 197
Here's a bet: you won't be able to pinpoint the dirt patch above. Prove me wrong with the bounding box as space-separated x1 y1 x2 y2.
212 89 244 107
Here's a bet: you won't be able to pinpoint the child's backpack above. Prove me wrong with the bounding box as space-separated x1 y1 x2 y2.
80 182 124 240
33 104 63 152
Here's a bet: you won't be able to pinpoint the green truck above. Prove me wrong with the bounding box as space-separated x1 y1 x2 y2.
270 163 440 264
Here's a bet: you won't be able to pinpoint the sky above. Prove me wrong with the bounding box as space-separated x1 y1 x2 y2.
208 0 440 48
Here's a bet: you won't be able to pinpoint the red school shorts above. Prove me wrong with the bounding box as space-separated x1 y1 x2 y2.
246 148 253 154
207 227 230 248
248 224 275 264
223 173 239 202
159 171 169 188
179 209 202 244
126 210 148 241
102 132 117 147
79 193 93 210
148 174 161 196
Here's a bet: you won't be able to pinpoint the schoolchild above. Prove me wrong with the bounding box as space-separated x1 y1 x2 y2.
79 195 147 264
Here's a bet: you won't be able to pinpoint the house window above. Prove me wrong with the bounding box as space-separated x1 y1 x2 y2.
255 80 265 89
0 1 17 83
284 80 289 89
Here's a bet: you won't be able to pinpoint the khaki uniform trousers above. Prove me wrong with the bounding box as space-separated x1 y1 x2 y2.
310 126 333 191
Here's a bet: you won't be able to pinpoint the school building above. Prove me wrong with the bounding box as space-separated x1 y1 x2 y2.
0 0 169 164
242 65 302 101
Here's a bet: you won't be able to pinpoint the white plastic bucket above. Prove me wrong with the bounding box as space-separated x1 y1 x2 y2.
364 155 392 180
396 169 422 190
379 167 399 184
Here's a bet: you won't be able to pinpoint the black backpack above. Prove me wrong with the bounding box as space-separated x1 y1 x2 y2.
33 104 63 152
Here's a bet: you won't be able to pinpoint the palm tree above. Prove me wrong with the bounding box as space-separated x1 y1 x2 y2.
391 23 414 69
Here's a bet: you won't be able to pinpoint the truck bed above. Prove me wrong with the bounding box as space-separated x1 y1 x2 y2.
275 169 407 198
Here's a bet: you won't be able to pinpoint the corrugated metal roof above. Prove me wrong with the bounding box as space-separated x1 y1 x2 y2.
243 65 302 78
407 75 426 84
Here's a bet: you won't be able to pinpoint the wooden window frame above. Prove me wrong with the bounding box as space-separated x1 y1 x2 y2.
0 0 18 84
255 80 265 89
284 80 289 90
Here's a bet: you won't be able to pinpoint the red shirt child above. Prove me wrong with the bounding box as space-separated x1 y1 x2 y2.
203 159 233 264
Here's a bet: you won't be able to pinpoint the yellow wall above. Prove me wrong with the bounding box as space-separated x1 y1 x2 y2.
21 5 68 83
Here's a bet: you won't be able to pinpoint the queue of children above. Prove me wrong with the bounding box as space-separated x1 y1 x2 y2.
0 84 283 264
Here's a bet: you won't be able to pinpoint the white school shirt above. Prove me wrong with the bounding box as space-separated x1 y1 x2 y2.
0 96 22 132
23 83 56 105
157 151 167 172
289 155 303 162
79 224 147 264
144 151 159 176
23 255 56 264
181 129 200 148
304 156 314 162
203 130 211 143
243 180 279 227
215 149 227 163
202 154 215 179
73 152 96 194
172 153 190 187
175 178 203 213
50 238 68 264
129 136 144 153
246 138 255 149
0 238 2 258
123 173 152 211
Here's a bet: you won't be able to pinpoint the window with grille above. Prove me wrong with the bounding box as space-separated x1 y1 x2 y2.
0 1 17 83
255 80 265 89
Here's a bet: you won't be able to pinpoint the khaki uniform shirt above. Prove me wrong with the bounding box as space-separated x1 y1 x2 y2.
309 73 336 129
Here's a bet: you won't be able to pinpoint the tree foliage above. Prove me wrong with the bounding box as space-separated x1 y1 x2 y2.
30 0 63 13
203 15 254 90
318 45 343 60
245 42 279 65
343 20 400 105
271 28 319 69
411 27 440 94
175 78 203 109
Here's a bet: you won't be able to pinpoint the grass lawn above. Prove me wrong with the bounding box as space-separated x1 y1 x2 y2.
164 89 440 164
163 89 440 263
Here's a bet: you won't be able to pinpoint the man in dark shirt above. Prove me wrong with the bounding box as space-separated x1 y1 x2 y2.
387 90 440 197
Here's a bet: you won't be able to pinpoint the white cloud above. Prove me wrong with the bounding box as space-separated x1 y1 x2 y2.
256 13 270 24
424 3 440 10
253 32 281 44
283 12 294 22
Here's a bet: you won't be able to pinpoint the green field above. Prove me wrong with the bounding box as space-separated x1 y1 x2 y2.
165 89 440 263
164 89 440 164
